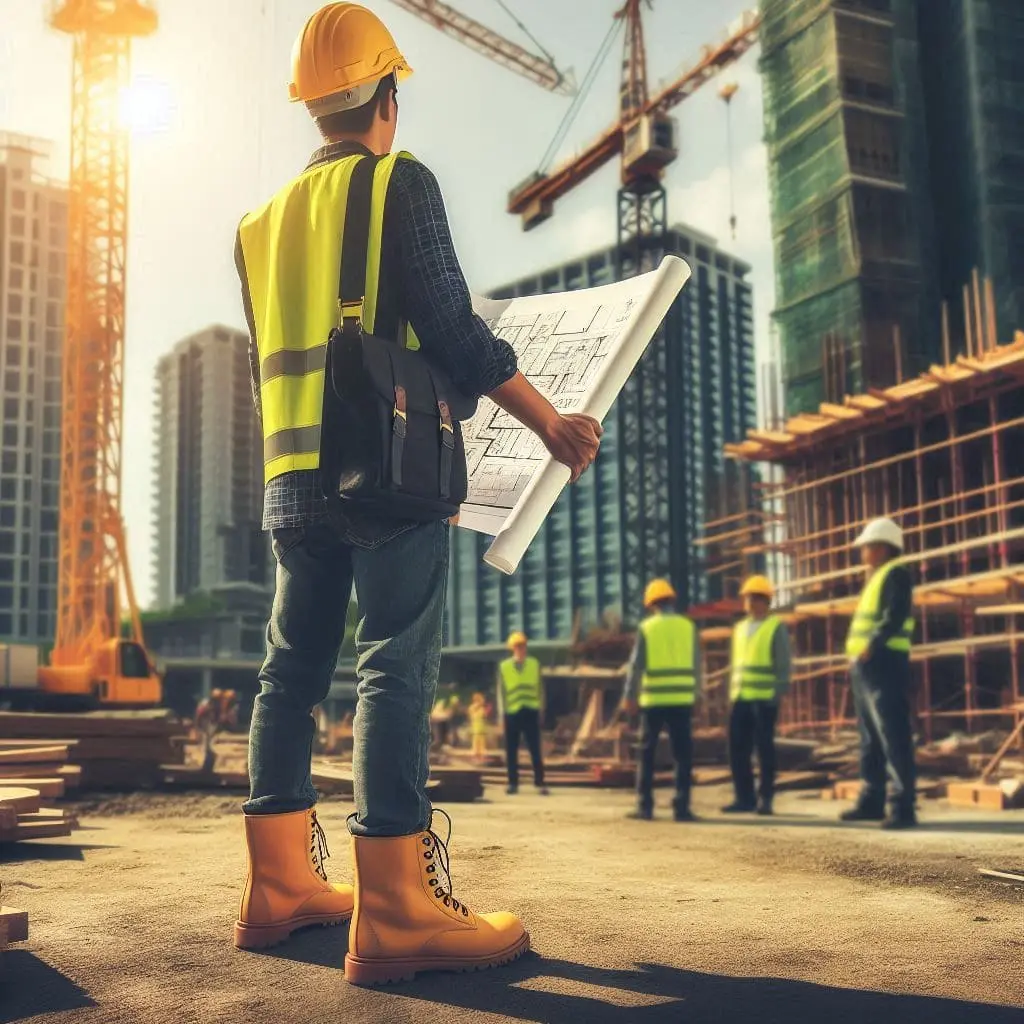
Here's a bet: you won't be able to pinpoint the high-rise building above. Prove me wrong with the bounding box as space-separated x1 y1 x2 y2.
759 0 937 414
151 325 268 610
917 0 1024 344
446 225 755 646
0 134 67 642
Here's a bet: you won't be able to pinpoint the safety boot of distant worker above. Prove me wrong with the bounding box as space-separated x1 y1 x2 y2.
839 803 885 823
756 798 773 817
880 808 918 830
720 800 757 814
344 812 530 986
506 784 518 795
234 808 354 949
627 805 654 821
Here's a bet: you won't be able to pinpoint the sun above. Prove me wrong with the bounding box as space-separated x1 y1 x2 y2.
119 76 174 135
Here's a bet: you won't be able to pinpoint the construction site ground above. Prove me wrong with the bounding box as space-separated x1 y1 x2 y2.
3 785 1022 1024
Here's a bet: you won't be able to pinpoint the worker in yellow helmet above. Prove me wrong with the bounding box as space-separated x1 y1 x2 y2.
232 2 602 984
497 632 548 796
721 575 790 816
620 579 700 822
841 517 917 829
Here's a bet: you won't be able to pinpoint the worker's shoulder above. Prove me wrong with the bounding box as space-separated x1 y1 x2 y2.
889 562 914 586
389 153 443 197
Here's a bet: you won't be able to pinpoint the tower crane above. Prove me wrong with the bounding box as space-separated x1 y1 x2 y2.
33 0 161 707
386 0 574 94
505 1 761 619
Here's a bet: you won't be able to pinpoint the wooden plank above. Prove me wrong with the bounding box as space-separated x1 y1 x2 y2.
978 868 1024 884
0 804 17 836
0 739 78 750
0 710 186 740
946 782 1009 811
18 808 78 828
13 820 72 841
0 906 28 944
0 763 68 780
0 745 70 765
57 764 82 789
0 787 42 814
160 765 249 789
4 778 64 799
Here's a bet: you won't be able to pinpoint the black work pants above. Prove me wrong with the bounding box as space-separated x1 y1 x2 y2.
505 708 544 787
636 705 692 813
728 700 778 806
851 653 916 815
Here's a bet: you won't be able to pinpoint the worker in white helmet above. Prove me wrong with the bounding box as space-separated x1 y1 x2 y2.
842 517 917 829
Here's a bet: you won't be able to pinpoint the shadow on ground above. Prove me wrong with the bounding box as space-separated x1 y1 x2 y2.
0 951 95 1023
693 814 1024 836
0 844 116 866
261 934 1021 1024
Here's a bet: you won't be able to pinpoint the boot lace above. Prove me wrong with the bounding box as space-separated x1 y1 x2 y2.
421 809 469 918
310 809 330 882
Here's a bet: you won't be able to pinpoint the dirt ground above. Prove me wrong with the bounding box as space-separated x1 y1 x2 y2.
2 784 1022 1024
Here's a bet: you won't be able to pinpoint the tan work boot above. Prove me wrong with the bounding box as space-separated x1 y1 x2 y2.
234 807 354 949
344 814 530 985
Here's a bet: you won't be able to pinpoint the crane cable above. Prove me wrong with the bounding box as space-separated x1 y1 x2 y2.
492 0 559 68
536 14 623 175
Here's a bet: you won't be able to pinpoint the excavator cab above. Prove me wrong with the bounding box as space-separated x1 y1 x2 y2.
38 638 162 709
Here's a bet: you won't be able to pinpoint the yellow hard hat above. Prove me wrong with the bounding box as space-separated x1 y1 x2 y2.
506 631 528 649
740 575 774 598
643 578 677 608
289 3 413 117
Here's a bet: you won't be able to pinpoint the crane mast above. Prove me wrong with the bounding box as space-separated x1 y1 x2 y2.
45 0 156 699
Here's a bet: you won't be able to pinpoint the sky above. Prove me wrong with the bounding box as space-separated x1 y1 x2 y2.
0 0 773 608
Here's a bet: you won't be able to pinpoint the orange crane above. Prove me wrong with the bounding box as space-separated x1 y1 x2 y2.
508 4 761 234
33 0 162 708
386 0 574 94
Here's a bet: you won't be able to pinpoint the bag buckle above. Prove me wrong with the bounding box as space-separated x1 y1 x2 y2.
438 400 454 448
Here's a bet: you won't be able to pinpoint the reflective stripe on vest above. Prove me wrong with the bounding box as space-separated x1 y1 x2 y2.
237 151 421 485
500 657 541 714
845 559 915 657
639 613 696 708
730 616 781 702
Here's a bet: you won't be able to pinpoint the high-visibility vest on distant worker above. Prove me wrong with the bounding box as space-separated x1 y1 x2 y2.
499 657 541 714
845 559 915 658
639 613 697 708
237 151 422 485
730 616 782 702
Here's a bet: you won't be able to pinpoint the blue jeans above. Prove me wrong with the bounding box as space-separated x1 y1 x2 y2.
244 517 449 837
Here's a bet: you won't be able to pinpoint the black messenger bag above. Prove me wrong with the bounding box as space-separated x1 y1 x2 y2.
319 156 478 521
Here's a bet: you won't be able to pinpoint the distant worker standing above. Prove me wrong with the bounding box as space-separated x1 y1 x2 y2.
498 633 548 795
841 517 917 830
721 576 790 816
621 579 699 822
468 692 490 761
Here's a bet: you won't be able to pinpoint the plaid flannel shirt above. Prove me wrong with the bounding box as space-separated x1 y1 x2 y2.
235 141 517 530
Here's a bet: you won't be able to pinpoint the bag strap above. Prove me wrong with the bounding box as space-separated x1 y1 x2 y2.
338 155 382 332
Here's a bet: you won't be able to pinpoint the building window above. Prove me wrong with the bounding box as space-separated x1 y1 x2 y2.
10 215 24 237
9 241 25 264
11 190 25 210
0 453 14 473
45 304 61 328
4 321 19 343
2 400 17 422
0 559 12 580
43 431 59 455
1 427 16 448
0 614 12 636
0 534 12 555
7 296 21 316
4 372 19 393
8 269 23 290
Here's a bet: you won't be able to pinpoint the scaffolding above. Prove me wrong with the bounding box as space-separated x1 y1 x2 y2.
698 284 1024 740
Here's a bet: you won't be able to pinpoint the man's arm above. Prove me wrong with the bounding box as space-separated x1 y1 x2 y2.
390 161 601 481
866 565 914 658
692 629 702 704
495 668 504 719
622 632 645 708
773 624 792 696
234 230 262 426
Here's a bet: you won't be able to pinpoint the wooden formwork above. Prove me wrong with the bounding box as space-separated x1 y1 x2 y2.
696 314 1024 746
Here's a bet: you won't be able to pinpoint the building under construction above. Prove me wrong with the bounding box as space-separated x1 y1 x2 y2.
761 0 1024 416
699 298 1024 740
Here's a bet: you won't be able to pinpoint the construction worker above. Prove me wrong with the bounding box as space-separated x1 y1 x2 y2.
620 579 699 822
468 692 490 761
721 575 790 816
497 632 548 795
232 3 601 983
841 517 917 829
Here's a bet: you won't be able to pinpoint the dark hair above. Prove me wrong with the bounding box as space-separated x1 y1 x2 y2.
315 76 394 139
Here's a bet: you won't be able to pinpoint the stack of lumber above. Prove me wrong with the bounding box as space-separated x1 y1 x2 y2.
0 739 80 797
0 711 186 791
0 783 79 843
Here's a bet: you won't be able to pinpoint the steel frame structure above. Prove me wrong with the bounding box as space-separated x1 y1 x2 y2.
49 0 155 667
696 283 1024 741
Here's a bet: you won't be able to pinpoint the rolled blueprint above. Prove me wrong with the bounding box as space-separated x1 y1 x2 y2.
458 255 692 574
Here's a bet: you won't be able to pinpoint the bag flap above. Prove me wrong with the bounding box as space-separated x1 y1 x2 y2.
360 333 478 421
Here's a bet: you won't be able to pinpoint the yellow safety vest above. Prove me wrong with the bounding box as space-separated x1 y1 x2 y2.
845 559 915 657
237 151 421 484
639 613 697 708
730 616 782 702
499 657 541 714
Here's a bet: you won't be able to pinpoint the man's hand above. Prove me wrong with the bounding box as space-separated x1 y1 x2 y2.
541 413 603 483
